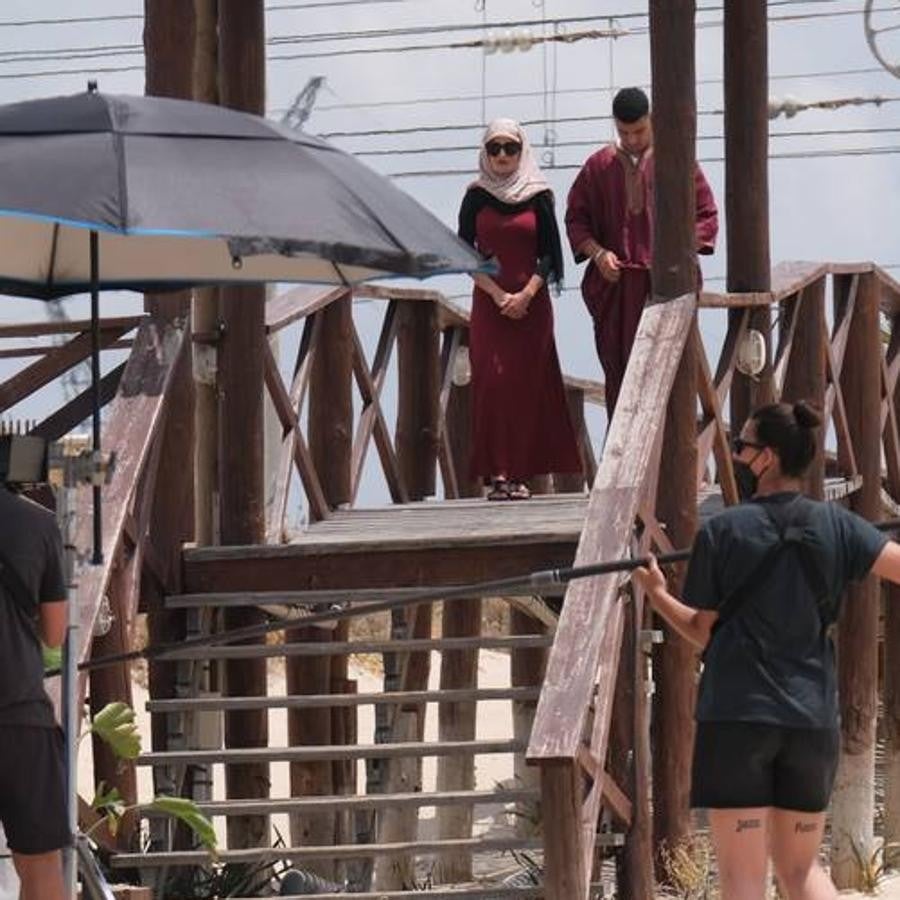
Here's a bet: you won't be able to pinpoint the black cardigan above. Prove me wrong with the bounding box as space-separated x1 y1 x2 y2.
457 187 564 288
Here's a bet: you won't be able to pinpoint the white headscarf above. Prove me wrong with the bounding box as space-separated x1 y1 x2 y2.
469 118 550 205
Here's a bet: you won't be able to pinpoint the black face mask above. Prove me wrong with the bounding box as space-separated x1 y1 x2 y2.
733 449 765 502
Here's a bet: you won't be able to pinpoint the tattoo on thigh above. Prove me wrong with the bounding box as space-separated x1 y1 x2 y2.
736 818 761 833
794 821 817 834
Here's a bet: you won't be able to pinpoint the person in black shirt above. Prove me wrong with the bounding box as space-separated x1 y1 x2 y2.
0 486 68 900
634 401 900 900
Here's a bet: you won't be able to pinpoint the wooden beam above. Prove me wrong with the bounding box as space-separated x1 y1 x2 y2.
725 0 773 431
218 0 269 853
831 273 882 886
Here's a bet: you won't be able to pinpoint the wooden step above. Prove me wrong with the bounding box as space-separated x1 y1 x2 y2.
146 686 541 713
109 835 543 868
167 585 563 608
160 633 553 661
137 738 524 767
140 787 539 817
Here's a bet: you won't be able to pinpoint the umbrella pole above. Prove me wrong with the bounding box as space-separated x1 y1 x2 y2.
90 231 103 565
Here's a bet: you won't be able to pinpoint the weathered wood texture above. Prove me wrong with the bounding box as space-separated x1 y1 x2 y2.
831 273 883 886
725 0 773 431
217 0 269 853
648 5 699 883
528 294 696 900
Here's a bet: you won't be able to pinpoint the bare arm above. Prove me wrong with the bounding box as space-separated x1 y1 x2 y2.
633 557 718 650
39 600 68 649
871 540 900 584
471 273 506 306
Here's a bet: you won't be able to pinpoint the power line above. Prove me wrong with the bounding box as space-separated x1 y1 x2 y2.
344 126 900 159
384 144 900 179
302 67 889 116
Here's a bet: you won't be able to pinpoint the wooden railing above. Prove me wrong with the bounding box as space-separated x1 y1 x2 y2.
264 282 601 539
527 261 900 898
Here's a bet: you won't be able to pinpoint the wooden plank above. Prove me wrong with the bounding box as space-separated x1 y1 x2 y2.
268 311 322 541
264 343 330 522
147 686 542 712
137 739 525 767
351 316 409 504
437 326 463 499
143 787 539 817
0 315 142 339
0 337 132 360
45 321 187 719
698 290 772 308
161 634 553 662
0 324 132 413
528 293 695 763
30 362 126 441
539 761 587 900
265 285 348 334
110 836 543 868
770 261 829 302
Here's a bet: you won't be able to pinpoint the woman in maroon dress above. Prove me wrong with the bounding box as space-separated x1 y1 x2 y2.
458 118 581 500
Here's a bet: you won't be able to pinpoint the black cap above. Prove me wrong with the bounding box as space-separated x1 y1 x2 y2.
612 87 649 124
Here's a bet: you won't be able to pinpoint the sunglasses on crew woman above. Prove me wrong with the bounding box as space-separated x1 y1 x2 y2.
731 437 765 454
485 141 522 157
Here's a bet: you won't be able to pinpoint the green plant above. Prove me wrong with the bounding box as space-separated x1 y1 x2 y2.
85 701 217 857
849 839 900 894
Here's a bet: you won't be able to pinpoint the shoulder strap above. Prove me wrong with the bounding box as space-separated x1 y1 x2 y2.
707 495 818 643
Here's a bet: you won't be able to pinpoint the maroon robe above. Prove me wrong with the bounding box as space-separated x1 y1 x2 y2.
565 144 718 417
462 196 581 483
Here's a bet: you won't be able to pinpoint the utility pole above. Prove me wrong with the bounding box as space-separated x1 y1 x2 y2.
217 0 271 852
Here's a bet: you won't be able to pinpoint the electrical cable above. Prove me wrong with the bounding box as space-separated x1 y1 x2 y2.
52 514 900 676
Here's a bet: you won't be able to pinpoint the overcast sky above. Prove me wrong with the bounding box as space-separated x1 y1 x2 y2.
0 0 897 501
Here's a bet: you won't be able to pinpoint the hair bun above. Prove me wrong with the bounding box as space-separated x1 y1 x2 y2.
793 400 822 429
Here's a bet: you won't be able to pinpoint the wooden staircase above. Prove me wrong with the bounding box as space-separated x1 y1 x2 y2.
108 585 599 897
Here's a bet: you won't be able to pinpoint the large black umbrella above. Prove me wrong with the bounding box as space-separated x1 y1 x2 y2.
0 85 485 558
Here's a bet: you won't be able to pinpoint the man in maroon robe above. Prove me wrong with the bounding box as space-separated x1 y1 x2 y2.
565 86 718 418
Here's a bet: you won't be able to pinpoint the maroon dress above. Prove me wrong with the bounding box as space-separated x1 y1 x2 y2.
459 190 581 483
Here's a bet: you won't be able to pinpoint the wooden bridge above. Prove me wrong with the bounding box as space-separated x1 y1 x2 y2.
4 258 900 898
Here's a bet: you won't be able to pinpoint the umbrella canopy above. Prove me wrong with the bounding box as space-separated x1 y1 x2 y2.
0 89 485 298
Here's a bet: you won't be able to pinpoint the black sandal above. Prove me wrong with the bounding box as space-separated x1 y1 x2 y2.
487 478 512 501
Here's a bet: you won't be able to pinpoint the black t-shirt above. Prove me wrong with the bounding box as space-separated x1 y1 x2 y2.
683 492 887 729
0 488 67 728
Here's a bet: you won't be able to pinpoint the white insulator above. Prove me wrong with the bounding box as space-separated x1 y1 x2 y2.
517 28 535 51
736 328 767 377
451 344 472 387
482 31 498 55
499 29 518 53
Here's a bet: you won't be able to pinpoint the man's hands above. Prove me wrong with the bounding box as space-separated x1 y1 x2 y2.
498 290 532 320
595 248 621 283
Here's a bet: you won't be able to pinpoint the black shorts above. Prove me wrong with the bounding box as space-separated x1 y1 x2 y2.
691 721 840 813
0 725 69 854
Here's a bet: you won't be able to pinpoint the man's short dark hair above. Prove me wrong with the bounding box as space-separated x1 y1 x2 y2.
612 87 650 124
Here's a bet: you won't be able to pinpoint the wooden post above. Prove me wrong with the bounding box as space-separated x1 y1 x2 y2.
649 0 698 885
434 595 482 883
288 296 353 878
554 389 587 493
725 0 773 432
884 307 900 847
780 278 827 498
831 273 882 886
395 301 440 723
192 0 219 547
217 0 269 852
143 0 195 322
610 592 653 900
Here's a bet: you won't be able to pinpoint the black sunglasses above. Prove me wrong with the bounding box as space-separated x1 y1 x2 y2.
485 140 522 158
732 436 766 455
